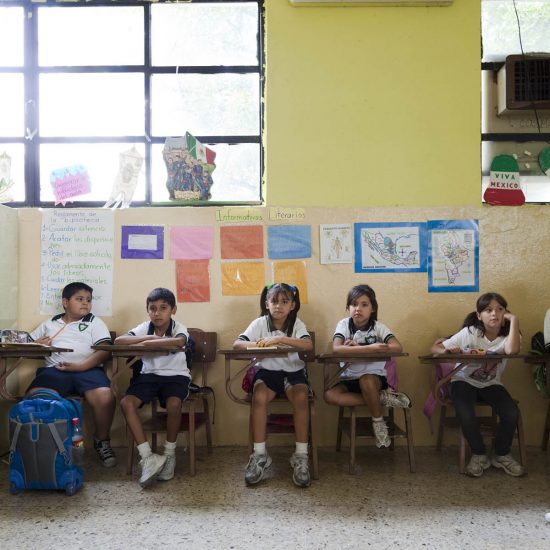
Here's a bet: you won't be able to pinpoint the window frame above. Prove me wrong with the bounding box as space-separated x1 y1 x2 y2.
0 0 265 208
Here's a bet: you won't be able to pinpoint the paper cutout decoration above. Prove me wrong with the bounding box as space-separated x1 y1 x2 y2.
267 225 311 259
0 152 14 203
221 262 265 296
484 154 525 206
163 132 216 201
272 260 308 304
50 165 91 206
104 147 143 209
221 226 263 259
539 147 550 178
176 260 210 302
170 226 214 260
121 225 164 259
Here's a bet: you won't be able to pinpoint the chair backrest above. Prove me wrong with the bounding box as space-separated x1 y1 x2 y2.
187 328 217 386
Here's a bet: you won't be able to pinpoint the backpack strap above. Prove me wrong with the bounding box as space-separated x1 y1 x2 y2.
47 423 71 465
9 421 22 463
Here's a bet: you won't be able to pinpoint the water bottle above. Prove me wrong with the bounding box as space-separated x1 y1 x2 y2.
71 418 85 465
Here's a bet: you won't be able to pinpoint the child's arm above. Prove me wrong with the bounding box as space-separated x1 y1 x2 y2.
255 335 313 351
503 312 520 354
332 335 401 354
115 334 186 348
55 349 110 372
431 337 460 354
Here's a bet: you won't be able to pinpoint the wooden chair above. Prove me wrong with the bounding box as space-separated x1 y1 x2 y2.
323 357 415 475
223 333 319 480
430 361 526 473
122 328 217 477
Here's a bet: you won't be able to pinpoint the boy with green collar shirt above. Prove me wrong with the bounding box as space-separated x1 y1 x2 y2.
28 281 117 468
117 288 190 488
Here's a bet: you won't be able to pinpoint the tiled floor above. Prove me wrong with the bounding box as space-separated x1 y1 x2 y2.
1 445 549 549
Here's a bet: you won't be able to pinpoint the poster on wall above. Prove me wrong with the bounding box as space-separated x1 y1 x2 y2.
354 222 426 273
40 209 114 316
427 219 479 293
121 225 164 259
319 224 352 264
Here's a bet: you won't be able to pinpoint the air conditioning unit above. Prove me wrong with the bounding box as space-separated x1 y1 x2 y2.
288 0 453 6
497 54 550 115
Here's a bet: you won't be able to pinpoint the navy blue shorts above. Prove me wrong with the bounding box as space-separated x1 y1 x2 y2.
125 373 190 407
340 374 388 393
253 368 309 397
27 366 111 397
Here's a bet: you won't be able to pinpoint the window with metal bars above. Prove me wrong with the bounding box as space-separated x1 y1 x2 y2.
0 0 264 207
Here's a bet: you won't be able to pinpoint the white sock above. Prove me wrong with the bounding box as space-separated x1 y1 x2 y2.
372 416 383 423
253 442 267 455
164 440 177 455
295 442 308 456
137 442 152 459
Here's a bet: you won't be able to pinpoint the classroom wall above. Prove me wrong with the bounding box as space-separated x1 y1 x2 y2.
15 205 550 448
265 0 480 206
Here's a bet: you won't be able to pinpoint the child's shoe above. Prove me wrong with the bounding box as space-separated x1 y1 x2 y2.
94 439 117 468
380 389 411 408
491 453 525 477
465 454 491 477
289 452 311 488
157 453 176 481
372 419 391 448
244 452 272 485
139 453 167 487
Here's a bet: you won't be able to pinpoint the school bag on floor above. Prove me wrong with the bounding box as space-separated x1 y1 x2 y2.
8 389 84 496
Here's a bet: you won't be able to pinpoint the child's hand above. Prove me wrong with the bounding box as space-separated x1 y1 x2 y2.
343 339 358 346
55 362 79 372
256 337 280 347
35 336 52 346
503 311 516 324
446 346 461 354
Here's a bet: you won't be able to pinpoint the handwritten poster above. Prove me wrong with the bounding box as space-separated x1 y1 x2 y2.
221 262 265 296
267 225 311 259
40 209 114 316
50 165 91 206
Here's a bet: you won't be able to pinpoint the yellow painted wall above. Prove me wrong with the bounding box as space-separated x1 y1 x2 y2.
265 0 481 206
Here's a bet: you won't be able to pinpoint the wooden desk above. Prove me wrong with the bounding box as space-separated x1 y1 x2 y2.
0 343 73 400
92 344 184 397
218 347 304 406
523 354 550 449
419 353 527 406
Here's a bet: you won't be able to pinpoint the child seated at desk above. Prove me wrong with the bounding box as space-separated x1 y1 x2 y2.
431 291 523 478
117 287 190 488
27 281 117 468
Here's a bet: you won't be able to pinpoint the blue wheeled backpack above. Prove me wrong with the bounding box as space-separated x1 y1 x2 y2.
8 389 84 496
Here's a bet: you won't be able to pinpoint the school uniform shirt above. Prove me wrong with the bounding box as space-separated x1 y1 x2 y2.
333 318 395 379
128 319 190 378
30 313 111 368
544 309 550 345
442 326 511 388
237 315 310 373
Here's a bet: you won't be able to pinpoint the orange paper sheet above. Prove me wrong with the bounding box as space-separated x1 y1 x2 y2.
176 260 210 302
272 260 308 304
221 262 265 296
220 225 263 259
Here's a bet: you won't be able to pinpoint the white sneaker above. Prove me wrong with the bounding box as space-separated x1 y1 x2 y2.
380 389 411 408
465 454 491 477
244 452 272 485
491 454 525 477
373 420 391 448
289 452 311 488
139 453 167 488
157 453 176 481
